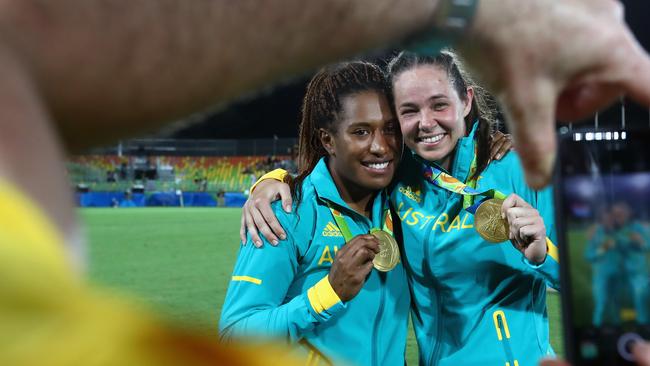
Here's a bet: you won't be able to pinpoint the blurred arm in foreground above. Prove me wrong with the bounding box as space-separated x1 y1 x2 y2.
1 0 650 242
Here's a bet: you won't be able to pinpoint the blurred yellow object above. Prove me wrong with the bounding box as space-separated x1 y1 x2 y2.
0 180 302 366
621 308 638 322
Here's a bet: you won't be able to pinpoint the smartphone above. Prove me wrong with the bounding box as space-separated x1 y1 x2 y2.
556 127 650 365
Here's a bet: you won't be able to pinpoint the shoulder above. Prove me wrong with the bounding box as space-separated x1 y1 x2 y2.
484 151 533 191
272 175 322 241
487 150 523 176
483 151 554 206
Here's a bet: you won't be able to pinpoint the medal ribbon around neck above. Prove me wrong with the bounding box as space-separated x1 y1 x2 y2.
326 203 393 241
421 149 506 214
420 148 558 258
326 202 399 271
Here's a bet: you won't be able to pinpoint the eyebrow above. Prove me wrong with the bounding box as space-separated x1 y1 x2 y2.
347 119 396 128
398 94 447 108
347 121 370 127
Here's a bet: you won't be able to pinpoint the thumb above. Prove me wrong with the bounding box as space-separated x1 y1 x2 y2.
278 184 293 213
633 341 650 366
501 78 557 190
538 359 570 366
620 49 650 109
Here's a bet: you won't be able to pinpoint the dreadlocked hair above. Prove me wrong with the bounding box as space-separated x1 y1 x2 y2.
289 61 390 208
387 50 498 180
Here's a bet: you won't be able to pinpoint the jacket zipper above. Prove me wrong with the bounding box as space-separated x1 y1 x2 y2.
371 272 387 366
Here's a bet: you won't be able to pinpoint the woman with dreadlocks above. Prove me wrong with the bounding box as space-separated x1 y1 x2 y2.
219 61 410 366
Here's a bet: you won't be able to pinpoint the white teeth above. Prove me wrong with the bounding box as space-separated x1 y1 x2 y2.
420 134 444 143
366 162 389 170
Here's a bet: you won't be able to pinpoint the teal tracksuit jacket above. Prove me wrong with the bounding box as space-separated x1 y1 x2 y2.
391 123 559 366
219 158 410 366
613 221 649 323
585 225 622 326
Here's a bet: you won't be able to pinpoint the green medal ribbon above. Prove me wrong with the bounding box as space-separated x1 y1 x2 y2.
327 202 400 271
326 203 393 242
421 148 506 214
419 149 558 262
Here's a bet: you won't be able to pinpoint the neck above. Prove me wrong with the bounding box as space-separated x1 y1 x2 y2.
436 148 456 172
327 160 374 218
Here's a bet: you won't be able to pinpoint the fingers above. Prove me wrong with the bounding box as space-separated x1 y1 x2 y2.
249 204 279 245
240 204 248 244
633 341 650 366
620 52 650 110
501 79 558 189
240 179 291 246
244 205 263 247
349 235 380 257
556 83 621 122
257 198 287 242
504 202 547 263
538 358 570 366
489 133 513 161
501 193 532 219
505 207 542 238
278 184 293 213
329 235 379 301
339 235 380 268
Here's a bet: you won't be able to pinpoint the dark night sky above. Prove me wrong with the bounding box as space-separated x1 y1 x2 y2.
170 1 650 139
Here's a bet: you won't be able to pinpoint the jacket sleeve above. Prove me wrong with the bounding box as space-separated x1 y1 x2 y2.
632 222 650 252
250 168 289 193
584 227 605 262
218 214 344 343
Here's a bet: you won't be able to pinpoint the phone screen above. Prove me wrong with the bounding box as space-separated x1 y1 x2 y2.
557 129 650 365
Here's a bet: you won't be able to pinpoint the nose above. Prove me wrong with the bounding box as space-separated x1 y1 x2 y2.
419 109 437 131
370 130 389 156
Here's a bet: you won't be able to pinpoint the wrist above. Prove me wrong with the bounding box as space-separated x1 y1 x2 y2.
307 275 344 318
431 0 479 35
327 272 347 302
403 0 478 55
526 240 548 265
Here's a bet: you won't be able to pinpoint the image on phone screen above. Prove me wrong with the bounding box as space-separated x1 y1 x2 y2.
557 129 650 365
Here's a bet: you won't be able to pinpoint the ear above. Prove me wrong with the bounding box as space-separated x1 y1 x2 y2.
319 128 335 156
462 86 474 118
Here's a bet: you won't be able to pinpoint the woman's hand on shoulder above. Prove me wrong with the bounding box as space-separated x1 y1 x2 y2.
489 131 514 161
240 179 293 247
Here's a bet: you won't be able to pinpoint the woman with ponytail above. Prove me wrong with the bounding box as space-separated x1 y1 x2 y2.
243 50 558 365
384 50 558 365
220 61 410 366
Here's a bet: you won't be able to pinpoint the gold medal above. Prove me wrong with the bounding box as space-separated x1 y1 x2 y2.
370 229 400 272
474 198 510 243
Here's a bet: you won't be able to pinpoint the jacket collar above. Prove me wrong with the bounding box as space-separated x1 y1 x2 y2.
308 157 387 221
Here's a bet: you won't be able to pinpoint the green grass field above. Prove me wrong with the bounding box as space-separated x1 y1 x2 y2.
81 207 563 365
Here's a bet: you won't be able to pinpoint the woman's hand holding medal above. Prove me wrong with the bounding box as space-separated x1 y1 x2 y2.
328 235 380 302
500 194 548 265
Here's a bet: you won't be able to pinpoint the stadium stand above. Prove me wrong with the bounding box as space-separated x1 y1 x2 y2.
68 154 296 208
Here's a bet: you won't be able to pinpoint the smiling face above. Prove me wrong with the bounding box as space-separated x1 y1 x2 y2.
392 65 472 169
611 202 631 227
322 90 400 194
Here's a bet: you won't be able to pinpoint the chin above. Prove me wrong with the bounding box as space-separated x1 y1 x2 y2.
414 148 445 162
360 176 393 191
